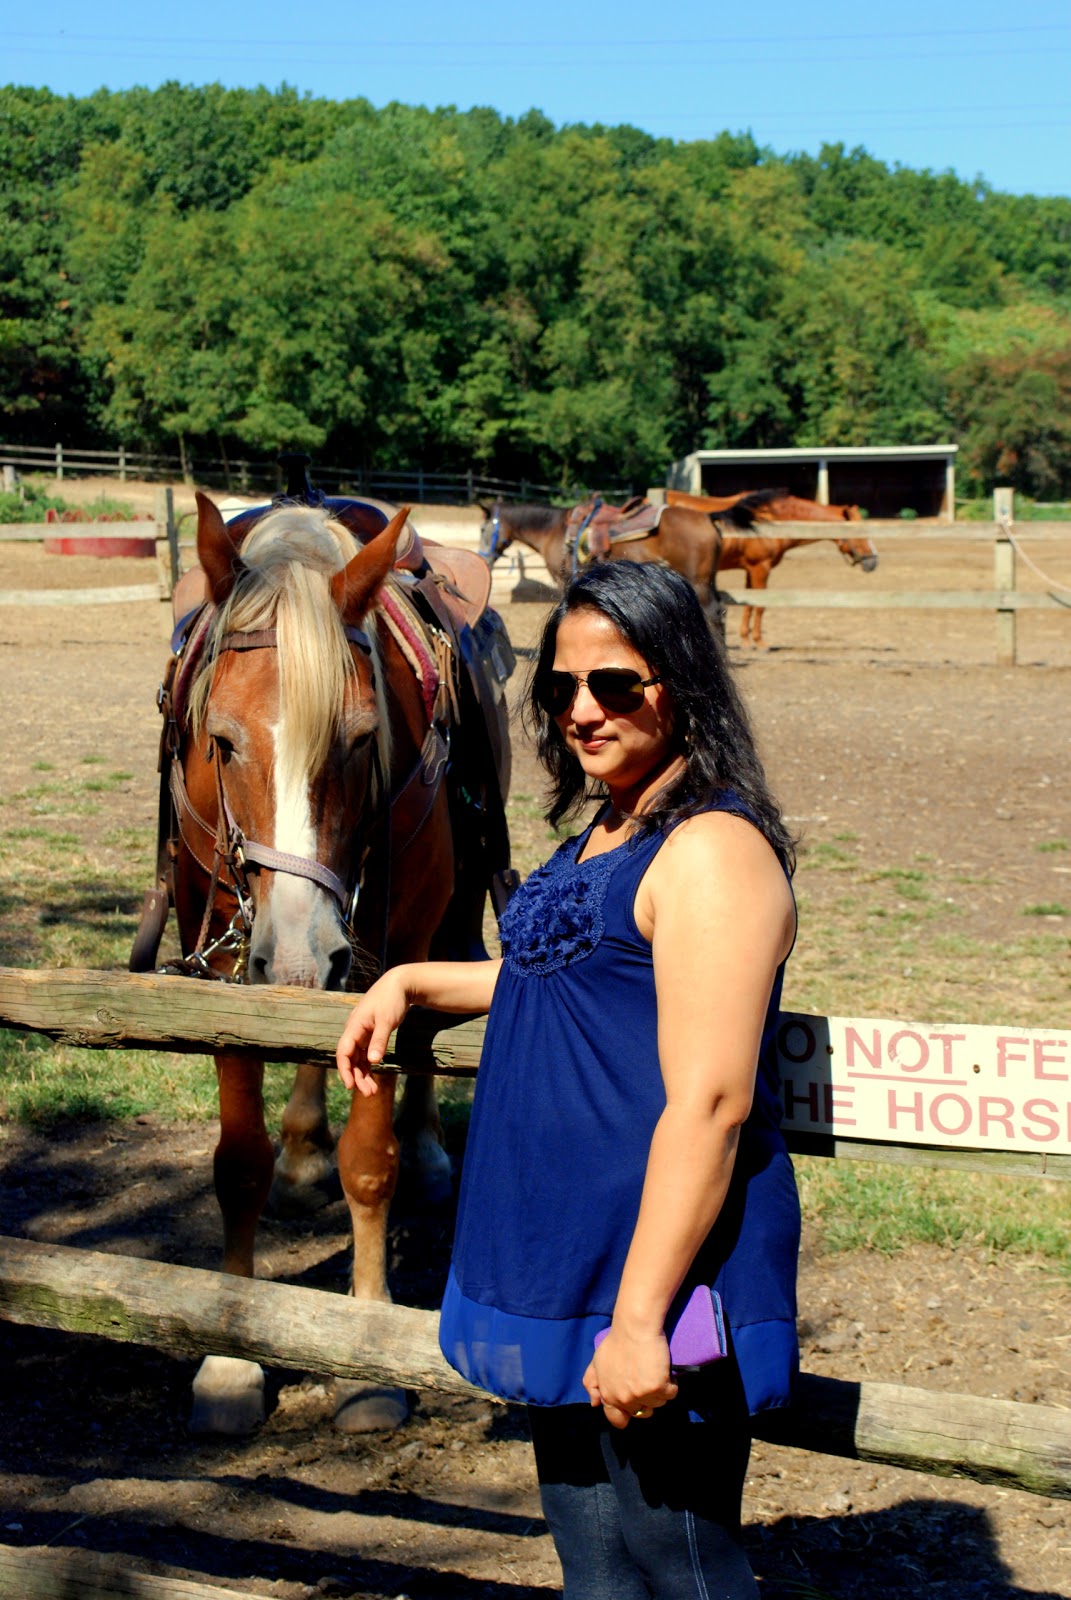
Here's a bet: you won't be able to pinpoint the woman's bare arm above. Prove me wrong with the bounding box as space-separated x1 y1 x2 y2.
336 959 502 1096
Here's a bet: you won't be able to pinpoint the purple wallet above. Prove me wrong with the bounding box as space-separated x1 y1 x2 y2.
593 1285 728 1371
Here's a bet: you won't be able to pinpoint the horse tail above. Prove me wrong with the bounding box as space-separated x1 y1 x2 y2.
720 489 782 528
731 487 790 517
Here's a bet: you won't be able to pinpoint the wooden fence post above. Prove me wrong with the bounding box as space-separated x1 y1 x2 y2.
119 443 127 483
993 487 1016 667
153 487 179 620
55 441 63 481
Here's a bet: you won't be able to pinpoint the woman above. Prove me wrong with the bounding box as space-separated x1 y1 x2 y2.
337 562 800 1598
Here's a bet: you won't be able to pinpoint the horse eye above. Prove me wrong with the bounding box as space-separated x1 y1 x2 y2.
211 733 235 762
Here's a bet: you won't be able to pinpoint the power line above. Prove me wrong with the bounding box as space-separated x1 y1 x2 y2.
5 22 1070 48
5 42 1071 69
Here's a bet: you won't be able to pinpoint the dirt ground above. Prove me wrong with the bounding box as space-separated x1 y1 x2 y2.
1 485 1070 1599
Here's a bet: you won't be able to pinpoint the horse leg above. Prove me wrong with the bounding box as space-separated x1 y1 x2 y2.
740 573 755 644
332 1074 409 1431
190 1052 275 1435
745 568 770 647
267 1061 339 1216
395 1070 453 1204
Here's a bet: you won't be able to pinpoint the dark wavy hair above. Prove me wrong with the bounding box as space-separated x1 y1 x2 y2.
525 562 796 870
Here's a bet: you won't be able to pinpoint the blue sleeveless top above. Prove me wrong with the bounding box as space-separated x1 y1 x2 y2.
438 795 800 1414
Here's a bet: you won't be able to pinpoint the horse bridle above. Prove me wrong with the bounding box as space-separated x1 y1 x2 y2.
181 622 385 975
481 506 505 563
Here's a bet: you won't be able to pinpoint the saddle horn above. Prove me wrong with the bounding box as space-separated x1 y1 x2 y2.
275 451 325 508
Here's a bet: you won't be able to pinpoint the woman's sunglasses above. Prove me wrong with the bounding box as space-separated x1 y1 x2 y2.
534 668 661 718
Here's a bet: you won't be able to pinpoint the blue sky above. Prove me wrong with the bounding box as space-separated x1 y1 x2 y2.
8 0 1069 198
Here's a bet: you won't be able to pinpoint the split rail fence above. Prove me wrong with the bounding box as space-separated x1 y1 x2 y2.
0 965 1068 1519
3 488 1067 665
0 439 573 505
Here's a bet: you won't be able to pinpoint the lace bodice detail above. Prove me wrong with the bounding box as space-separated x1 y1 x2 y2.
498 836 624 976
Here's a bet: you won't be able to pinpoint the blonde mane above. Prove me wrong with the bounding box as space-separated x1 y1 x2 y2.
188 505 391 787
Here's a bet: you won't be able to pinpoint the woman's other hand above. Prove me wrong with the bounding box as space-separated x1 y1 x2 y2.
335 969 412 1097
582 1327 678 1430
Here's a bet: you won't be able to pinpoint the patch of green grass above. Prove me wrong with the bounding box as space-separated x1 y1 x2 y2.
30 761 54 773
796 1157 1071 1272
1037 839 1069 853
100 826 151 850
800 841 857 869
864 865 931 902
3 827 80 848
1022 903 1068 917
0 1027 353 1126
80 754 105 766
785 865 1069 1024
957 496 1071 522
83 771 133 793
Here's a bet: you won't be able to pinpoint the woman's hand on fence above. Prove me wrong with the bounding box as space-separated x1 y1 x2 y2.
582 1328 678 1430
335 970 412 1096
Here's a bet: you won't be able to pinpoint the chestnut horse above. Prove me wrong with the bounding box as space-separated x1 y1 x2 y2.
154 493 508 1434
478 499 724 623
666 488 878 646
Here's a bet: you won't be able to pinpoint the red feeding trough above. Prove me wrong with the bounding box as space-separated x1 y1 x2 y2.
44 532 158 559
43 509 156 560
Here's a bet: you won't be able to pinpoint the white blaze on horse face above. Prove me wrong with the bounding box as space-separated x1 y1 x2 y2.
269 718 326 977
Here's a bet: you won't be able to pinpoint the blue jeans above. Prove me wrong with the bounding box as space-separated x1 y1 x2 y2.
527 1360 758 1600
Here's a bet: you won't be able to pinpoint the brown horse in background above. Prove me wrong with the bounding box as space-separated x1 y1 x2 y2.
666 488 878 646
478 499 725 624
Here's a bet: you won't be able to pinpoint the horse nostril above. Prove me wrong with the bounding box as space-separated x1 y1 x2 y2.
250 953 271 984
325 945 352 992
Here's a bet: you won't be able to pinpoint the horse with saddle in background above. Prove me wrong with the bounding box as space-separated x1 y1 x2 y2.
478 496 725 626
666 488 879 646
130 462 517 1435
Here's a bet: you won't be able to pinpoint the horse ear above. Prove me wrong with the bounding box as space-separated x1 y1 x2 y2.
331 503 408 621
196 491 243 604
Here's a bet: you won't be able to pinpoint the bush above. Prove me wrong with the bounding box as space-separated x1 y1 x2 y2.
0 486 67 523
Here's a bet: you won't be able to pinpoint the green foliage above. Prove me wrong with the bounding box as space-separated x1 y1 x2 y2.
0 485 65 522
2 84 1071 492
949 343 1071 498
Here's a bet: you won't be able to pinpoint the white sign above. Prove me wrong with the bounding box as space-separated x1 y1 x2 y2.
775 1012 1071 1155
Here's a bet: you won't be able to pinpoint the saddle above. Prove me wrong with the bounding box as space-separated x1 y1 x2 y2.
565 496 665 566
131 497 516 975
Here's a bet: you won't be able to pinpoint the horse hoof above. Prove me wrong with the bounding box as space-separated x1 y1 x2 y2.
190 1355 265 1435
265 1150 342 1218
332 1380 408 1433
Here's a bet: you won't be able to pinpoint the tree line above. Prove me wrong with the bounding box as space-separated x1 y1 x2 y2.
3 83 1070 496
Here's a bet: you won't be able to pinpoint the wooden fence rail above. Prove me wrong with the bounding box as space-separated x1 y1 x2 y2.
2 1235 1069 1500
2 495 1067 662
1 966 1069 1501
1 968 1067 1180
0 441 569 504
